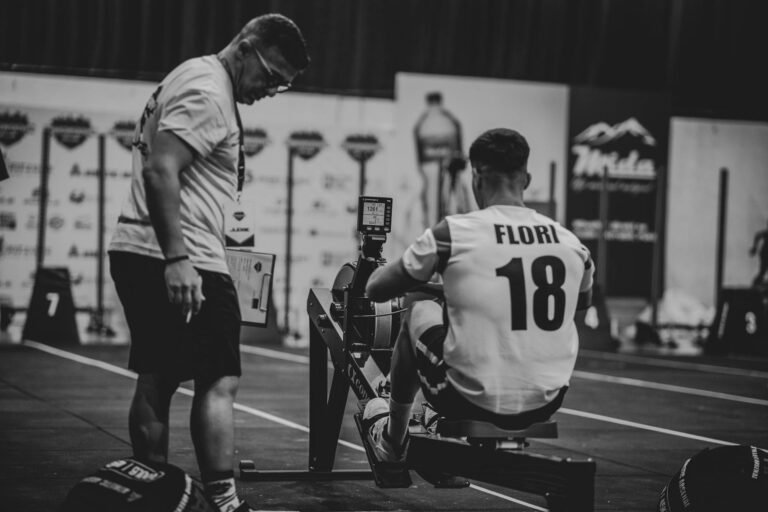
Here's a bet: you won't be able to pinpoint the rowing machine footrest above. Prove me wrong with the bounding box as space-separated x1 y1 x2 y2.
354 413 412 488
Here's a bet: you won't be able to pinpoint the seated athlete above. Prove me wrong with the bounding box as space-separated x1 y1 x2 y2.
363 127 594 462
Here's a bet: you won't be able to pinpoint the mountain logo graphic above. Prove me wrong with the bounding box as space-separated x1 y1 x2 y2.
574 118 656 148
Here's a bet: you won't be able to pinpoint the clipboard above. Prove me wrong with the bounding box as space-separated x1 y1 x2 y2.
225 248 275 327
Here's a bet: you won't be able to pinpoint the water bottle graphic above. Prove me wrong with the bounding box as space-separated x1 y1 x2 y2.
413 92 466 227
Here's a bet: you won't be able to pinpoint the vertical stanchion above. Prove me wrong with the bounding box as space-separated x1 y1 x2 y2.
282 133 326 339
359 159 367 197
548 161 557 219
96 134 106 323
650 165 668 330
36 127 51 270
597 165 610 292
284 147 295 335
436 158 445 224
715 168 729 308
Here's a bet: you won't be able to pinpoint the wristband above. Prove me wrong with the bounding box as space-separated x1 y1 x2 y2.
165 255 189 265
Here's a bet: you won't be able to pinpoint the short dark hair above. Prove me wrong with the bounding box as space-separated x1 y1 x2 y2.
468 128 530 176
237 14 310 70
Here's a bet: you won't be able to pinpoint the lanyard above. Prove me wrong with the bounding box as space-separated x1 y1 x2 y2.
219 56 245 196
233 101 245 196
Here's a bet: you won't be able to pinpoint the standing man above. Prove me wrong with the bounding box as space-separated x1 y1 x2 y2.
363 128 594 463
108 14 309 512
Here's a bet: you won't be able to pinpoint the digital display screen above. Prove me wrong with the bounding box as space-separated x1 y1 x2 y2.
357 196 392 233
362 202 386 227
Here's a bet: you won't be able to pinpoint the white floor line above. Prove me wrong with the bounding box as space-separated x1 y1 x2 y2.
242 344 768 407
579 349 768 379
572 370 768 406
240 345 311 364
22 341 543 511
557 408 740 447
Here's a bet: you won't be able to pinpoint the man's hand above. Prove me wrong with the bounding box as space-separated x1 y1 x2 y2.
164 259 205 321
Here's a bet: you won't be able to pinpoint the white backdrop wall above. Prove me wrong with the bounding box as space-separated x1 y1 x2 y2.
2 71 767 344
666 118 768 307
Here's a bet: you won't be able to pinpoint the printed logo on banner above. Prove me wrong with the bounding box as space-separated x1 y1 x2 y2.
342 133 381 164
0 111 34 147
288 131 326 160
74 215 94 230
112 120 137 151
243 127 270 157
51 115 93 149
68 245 99 258
23 187 59 206
323 173 353 191
71 163 132 179
571 118 656 180
250 174 281 185
2 243 45 258
0 211 17 230
48 216 65 230
69 189 92 204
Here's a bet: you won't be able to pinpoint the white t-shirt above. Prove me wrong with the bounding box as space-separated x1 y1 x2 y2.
403 205 594 414
109 55 240 274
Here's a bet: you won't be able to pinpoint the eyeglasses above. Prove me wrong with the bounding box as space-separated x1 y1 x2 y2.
254 47 292 93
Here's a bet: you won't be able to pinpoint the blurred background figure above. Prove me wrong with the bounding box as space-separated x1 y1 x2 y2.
749 219 768 288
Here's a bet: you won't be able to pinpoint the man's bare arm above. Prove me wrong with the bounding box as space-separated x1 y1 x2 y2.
143 130 204 317
366 258 423 303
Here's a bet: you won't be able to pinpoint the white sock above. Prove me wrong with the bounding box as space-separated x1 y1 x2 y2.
204 476 242 512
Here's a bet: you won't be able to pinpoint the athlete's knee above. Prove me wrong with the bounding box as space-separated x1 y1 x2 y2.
407 300 444 341
196 375 239 400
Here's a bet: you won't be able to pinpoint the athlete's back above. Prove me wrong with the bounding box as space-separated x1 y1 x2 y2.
438 205 593 414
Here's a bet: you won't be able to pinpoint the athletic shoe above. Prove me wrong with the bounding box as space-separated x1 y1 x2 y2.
421 402 440 434
363 398 408 463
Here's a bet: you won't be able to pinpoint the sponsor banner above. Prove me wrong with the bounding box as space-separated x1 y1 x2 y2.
566 87 670 297
0 105 133 317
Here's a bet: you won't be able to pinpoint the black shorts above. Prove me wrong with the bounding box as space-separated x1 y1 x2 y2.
109 251 242 383
414 323 567 430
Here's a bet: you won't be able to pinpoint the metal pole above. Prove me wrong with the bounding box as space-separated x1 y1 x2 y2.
597 165 609 293
715 168 728 308
548 161 557 219
96 134 106 324
359 159 367 197
650 165 668 329
284 148 295 335
36 127 51 271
